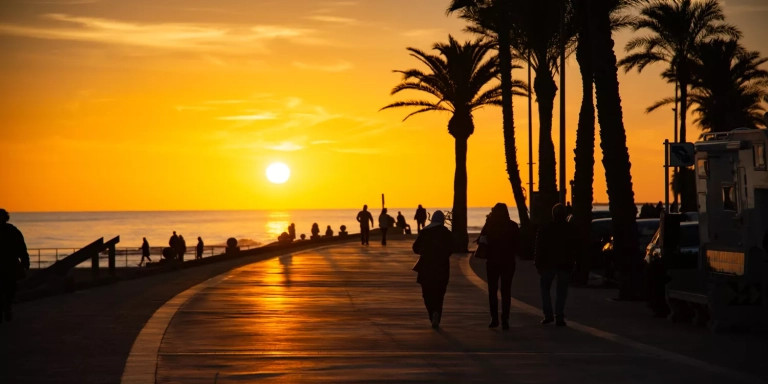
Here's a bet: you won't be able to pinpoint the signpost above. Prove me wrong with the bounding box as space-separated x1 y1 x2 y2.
664 140 695 213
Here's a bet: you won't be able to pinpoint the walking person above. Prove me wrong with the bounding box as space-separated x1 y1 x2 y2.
535 203 577 326
479 203 520 330
196 237 204 260
378 208 395 246
168 231 179 259
139 237 151 266
177 235 187 262
414 204 428 233
0 209 29 322
412 210 453 328
356 204 374 246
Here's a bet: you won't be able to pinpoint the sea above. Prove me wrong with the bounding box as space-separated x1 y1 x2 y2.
12 207 511 254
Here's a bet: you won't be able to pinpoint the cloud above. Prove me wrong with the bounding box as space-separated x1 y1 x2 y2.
306 15 359 25
0 13 319 53
292 60 353 72
218 113 277 121
265 142 304 151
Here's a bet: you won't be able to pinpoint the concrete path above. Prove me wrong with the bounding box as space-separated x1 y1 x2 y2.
122 240 766 384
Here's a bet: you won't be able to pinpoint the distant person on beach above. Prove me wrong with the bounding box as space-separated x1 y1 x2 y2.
396 211 411 234
139 237 151 266
414 204 428 233
356 205 374 245
311 223 320 240
479 203 519 330
288 223 296 241
339 225 348 237
168 231 179 259
325 225 333 237
196 237 204 260
177 235 187 262
379 208 395 246
412 210 452 328
0 209 29 322
535 203 577 327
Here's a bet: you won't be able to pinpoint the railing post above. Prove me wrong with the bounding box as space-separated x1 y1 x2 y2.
108 244 116 276
91 250 99 280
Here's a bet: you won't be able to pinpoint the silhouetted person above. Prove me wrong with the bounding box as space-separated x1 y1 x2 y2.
480 203 520 330
196 237 204 260
412 210 452 328
356 204 374 245
535 203 577 326
139 237 151 266
0 209 29 322
288 223 296 241
655 201 664 217
379 208 395 246
396 211 411 234
177 235 187 262
311 223 320 240
168 231 179 259
339 225 348 237
300 234 306 240
414 204 428 233
325 225 333 237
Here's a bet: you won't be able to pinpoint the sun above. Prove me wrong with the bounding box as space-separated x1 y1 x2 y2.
266 162 291 184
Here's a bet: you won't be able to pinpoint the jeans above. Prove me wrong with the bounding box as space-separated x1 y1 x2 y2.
420 281 447 320
486 264 515 322
360 226 370 245
540 269 571 319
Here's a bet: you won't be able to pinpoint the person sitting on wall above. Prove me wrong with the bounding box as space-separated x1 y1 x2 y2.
339 225 348 237
278 232 292 244
396 211 412 235
325 225 334 237
310 223 321 240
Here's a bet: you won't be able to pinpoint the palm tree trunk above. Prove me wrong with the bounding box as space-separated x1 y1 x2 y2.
498 31 530 229
679 79 688 143
534 67 559 197
572 0 596 285
590 0 639 299
452 131 469 253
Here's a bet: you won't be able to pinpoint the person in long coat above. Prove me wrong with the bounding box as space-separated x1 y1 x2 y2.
0 209 29 322
412 210 453 328
479 203 519 330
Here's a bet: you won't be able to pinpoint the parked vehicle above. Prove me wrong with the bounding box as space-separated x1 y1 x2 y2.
644 220 700 317
598 218 660 285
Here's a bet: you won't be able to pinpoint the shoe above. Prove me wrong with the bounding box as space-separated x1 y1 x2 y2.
488 319 499 328
540 317 554 325
556 319 567 327
431 312 441 328
502 321 509 330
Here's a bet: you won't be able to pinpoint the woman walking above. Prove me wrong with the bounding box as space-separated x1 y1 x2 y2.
480 203 520 330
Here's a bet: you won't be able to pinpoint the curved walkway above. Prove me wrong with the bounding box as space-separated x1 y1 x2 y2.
123 240 766 383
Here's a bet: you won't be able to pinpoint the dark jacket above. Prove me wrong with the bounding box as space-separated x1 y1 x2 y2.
412 224 453 284
480 219 519 267
534 221 577 271
0 223 29 280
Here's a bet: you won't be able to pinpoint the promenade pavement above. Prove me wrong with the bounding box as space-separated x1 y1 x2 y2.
2 238 767 383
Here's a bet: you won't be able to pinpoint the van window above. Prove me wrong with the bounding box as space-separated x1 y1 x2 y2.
722 185 737 211
754 143 766 170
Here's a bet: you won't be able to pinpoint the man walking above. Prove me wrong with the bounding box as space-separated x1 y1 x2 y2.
535 203 576 326
356 205 374 246
412 211 453 329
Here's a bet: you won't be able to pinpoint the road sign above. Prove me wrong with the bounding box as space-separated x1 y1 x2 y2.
669 142 695 167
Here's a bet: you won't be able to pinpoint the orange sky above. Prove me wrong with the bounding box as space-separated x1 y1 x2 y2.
1 0 766 212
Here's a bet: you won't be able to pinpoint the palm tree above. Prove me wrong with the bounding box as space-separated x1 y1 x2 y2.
688 39 768 132
382 36 506 252
507 1 575 209
448 0 531 230
589 0 640 299
619 0 741 143
570 0 636 284
646 39 768 133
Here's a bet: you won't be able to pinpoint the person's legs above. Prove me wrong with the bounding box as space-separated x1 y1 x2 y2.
486 266 501 326
500 265 515 328
540 270 555 322
555 270 571 324
1 280 16 321
381 228 388 245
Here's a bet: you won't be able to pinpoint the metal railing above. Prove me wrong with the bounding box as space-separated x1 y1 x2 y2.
26 244 260 269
